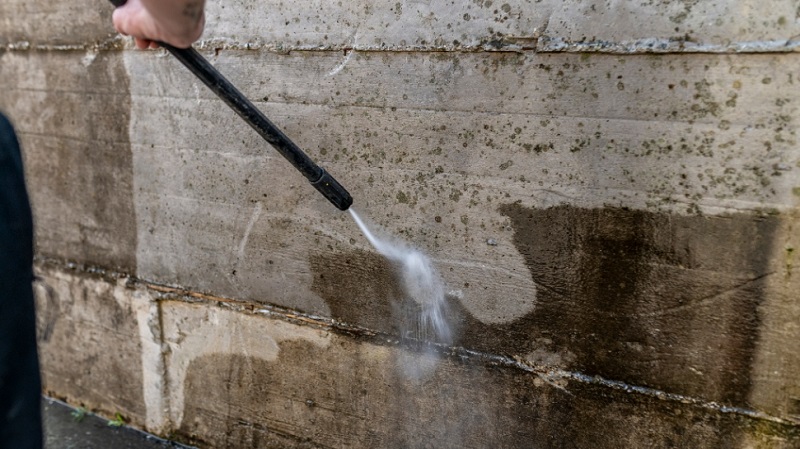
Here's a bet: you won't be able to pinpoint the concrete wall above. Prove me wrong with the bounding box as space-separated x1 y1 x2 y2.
2 0 800 447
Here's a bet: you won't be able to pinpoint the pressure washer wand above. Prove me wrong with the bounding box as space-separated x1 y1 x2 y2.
107 0 353 211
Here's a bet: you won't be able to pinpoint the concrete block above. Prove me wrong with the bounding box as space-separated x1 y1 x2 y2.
125 50 800 212
28 261 800 447
0 50 137 271
120 48 800 414
199 0 800 52
160 299 800 448
33 263 158 429
4 0 798 53
0 0 117 47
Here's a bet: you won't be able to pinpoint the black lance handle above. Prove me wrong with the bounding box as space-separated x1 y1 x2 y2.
107 0 353 211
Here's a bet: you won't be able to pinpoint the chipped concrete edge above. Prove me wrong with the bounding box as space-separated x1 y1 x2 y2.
3 36 800 54
33 256 800 431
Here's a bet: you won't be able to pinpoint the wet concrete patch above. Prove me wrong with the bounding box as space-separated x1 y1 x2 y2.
310 248 403 333
311 204 784 409
310 247 461 345
487 204 781 407
174 335 799 448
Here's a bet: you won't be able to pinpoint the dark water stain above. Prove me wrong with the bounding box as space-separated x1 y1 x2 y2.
311 205 782 410
178 346 374 449
309 249 403 334
310 249 460 345
176 340 798 449
488 204 779 407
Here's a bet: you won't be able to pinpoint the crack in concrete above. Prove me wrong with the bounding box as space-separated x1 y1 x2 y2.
4 36 800 54
631 271 777 318
1 38 126 51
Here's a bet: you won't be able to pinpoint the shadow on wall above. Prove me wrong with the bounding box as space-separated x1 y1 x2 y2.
312 204 782 408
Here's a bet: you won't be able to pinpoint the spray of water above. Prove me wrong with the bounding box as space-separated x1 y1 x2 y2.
349 208 453 349
350 209 467 446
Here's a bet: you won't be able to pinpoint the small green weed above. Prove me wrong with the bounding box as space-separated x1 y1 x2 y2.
70 407 88 423
107 412 125 427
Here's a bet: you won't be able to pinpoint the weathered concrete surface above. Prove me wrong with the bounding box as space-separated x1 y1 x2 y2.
33 263 151 430
5 1 799 52
126 51 799 214
200 0 800 52
0 0 118 48
122 49 800 417
5 0 800 447
32 267 800 448
165 297 798 449
535 0 800 53
0 50 137 271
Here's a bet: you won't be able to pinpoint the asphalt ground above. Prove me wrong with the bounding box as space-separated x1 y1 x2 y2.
43 398 195 449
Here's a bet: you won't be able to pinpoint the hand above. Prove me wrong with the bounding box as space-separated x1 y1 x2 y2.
112 0 205 49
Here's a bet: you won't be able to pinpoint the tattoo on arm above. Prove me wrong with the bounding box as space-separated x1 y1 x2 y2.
183 0 204 21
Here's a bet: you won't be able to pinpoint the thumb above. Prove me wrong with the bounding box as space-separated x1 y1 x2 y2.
112 5 130 35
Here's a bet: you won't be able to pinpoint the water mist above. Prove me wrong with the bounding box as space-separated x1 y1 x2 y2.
349 209 453 379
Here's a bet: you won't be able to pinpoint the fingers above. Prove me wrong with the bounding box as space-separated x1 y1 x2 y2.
112 0 203 49
113 0 159 50
111 6 123 33
111 2 135 37
133 38 159 49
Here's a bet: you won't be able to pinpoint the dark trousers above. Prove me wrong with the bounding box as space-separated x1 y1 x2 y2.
0 113 42 449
